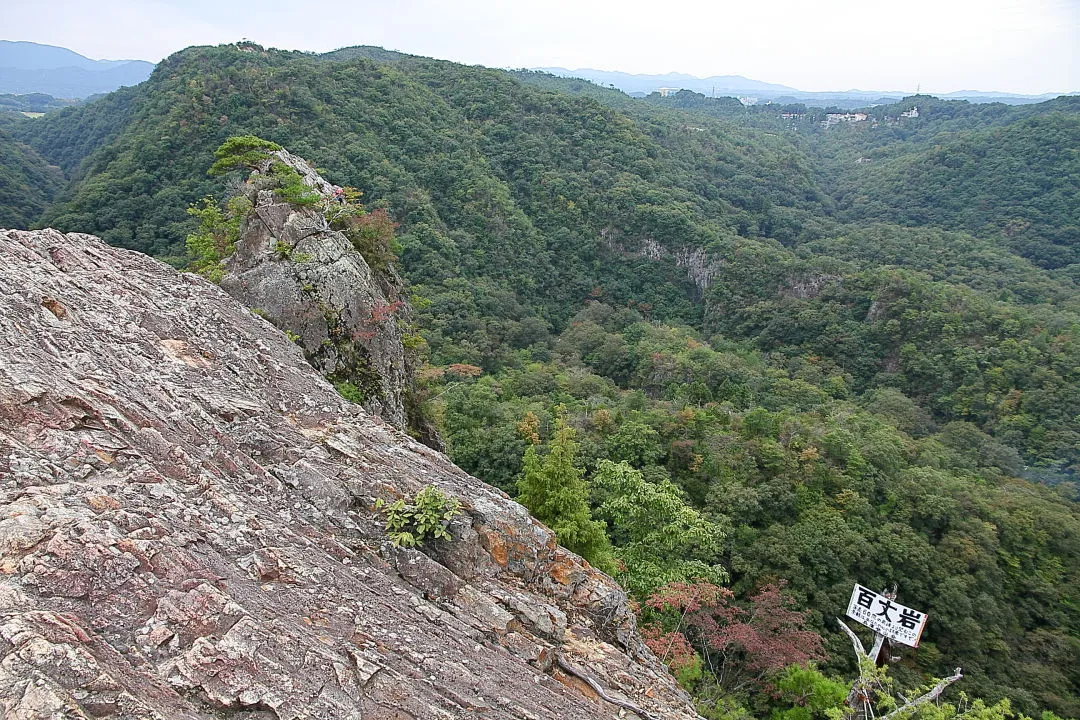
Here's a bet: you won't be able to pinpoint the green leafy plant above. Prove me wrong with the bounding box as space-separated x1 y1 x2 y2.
267 160 321 206
375 485 461 547
333 379 366 404
517 426 615 571
273 240 293 259
770 664 848 720
185 194 252 282
209 135 319 207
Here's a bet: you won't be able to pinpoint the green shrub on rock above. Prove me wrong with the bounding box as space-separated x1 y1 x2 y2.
376 485 461 547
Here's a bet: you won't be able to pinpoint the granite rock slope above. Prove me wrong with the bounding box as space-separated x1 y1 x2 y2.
0 228 700 719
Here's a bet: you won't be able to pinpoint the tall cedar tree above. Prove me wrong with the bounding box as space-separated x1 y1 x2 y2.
516 427 613 570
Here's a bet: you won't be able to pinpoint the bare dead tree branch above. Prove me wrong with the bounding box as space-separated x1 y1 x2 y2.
556 655 662 720
836 617 868 657
878 669 964 720
869 633 886 664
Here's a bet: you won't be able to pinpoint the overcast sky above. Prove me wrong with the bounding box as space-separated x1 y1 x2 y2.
3 0 1078 94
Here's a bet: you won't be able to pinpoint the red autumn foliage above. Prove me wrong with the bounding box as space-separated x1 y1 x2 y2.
647 581 825 691
642 624 700 677
369 300 404 324
342 208 399 270
447 363 483 378
350 301 405 343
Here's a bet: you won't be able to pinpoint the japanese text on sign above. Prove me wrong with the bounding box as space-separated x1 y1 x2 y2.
845 584 928 648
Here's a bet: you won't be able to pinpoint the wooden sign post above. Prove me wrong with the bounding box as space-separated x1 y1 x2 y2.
845 584 928 648
837 585 962 720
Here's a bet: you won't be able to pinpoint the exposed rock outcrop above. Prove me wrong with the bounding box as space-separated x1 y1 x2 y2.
220 149 413 433
639 237 839 301
0 228 700 719
641 238 718 296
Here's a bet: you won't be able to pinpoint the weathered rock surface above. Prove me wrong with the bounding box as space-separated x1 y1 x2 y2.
220 149 412 432
0 228 700 719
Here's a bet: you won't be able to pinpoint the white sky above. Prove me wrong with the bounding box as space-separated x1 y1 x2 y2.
2 0 1078 94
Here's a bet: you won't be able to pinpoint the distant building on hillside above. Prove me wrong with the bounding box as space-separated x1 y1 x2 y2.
901 106 920 118
658 87 681 97
823 112 868 126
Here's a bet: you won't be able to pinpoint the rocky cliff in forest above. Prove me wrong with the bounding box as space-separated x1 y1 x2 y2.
217 147 420 437
0 227 699 719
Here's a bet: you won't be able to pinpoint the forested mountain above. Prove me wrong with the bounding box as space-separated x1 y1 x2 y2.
805 96 1080 269
0 40 142 71
0 92 78 114
0 120 63 228
532 67 1062 108
553 86 1080 273
1 42 1078 719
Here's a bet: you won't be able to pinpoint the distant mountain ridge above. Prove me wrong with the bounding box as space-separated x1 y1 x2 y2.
534 67 799 95
0 40 154 98
537 66 1068 107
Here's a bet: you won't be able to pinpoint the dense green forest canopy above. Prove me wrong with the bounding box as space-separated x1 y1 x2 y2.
0 120 63 228
539 80 1080 270
436 302 1080 716
810 99 1080 270
1 42 1078 719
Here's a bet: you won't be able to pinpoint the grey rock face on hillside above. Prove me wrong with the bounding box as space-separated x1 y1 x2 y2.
220 149 411 432
0 228 700 719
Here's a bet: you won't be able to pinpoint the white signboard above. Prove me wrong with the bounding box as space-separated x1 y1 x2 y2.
845 584 928 648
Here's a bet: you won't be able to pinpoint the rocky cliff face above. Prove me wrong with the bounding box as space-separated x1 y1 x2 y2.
220 149 413 434
0 228 700 719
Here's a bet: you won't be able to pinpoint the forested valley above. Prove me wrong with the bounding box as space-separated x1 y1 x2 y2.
1 42 1078 720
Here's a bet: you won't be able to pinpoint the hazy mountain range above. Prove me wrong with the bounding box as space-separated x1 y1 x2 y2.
536 67 1069 107
0 41 154 98
0 40 1070 107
